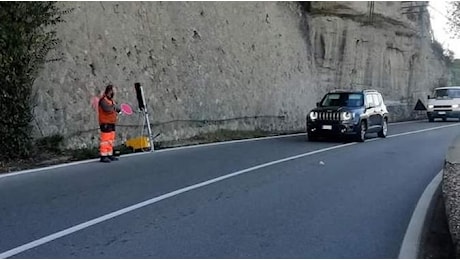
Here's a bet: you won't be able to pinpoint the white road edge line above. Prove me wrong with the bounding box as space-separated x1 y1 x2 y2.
0 120 436 179
398 170 443 259
1 122 459 258
390 120 425 125
0 142 356 259
0 133 301 179
388 123 460 138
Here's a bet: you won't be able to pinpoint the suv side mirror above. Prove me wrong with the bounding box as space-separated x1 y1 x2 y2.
367 102 375 109
316 102 320 107
427 95 431 99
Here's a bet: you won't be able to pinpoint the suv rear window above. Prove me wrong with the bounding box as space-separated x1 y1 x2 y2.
320 93 364 107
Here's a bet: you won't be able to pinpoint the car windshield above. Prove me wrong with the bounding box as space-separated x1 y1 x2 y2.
434 88 460 98
320 93 364 107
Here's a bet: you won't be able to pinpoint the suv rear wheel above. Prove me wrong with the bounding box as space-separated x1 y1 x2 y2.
378 118 388 138
356 120 366 142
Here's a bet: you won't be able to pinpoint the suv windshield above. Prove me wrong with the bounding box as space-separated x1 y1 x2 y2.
433 88 460 98
320 93 364 107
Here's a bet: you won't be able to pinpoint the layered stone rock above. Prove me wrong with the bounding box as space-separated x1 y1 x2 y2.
31 2 448 148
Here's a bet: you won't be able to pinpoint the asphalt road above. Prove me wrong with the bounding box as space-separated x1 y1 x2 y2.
1 120 460 258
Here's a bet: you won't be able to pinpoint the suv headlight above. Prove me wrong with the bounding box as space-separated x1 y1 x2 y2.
309 111 318 120
453 104 459 108
341 111 353 120
428 105 434 109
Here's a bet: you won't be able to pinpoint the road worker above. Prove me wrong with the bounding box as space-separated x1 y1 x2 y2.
98 84 121 163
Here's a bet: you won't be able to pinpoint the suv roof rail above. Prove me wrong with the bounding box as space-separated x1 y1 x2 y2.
329 89 381 93
330 88 357 92
363 89 379 93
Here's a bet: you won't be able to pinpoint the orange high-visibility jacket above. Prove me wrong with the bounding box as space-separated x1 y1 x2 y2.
98 96 117 124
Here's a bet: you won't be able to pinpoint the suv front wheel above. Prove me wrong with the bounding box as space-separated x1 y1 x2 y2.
356 120 367 142
378 118 388 138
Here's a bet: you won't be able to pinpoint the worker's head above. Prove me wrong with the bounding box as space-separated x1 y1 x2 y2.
104 84 115 99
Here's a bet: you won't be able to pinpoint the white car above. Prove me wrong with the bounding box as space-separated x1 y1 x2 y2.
427 86 460 122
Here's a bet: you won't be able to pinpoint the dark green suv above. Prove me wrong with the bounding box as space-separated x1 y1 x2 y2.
306 89 389 142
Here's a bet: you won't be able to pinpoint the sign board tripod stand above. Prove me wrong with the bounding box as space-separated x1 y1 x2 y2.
126 83 155 152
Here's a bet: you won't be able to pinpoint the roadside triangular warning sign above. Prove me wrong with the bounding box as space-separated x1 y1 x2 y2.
414 99 427 111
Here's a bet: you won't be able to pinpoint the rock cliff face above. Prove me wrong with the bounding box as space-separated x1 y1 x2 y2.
31 1 449 148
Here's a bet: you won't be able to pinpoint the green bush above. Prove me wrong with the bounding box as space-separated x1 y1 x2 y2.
35 134 64 154
0 2 66 160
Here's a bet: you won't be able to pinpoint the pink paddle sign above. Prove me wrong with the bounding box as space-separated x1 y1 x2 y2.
120 103 133 115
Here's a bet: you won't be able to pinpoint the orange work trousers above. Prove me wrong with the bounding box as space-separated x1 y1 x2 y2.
99 131 116 157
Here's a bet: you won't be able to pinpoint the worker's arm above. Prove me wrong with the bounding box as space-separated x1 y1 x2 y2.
99 98 118 113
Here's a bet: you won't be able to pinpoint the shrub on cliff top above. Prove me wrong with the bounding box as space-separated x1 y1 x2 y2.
447 2 460 38
0 2 66 160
